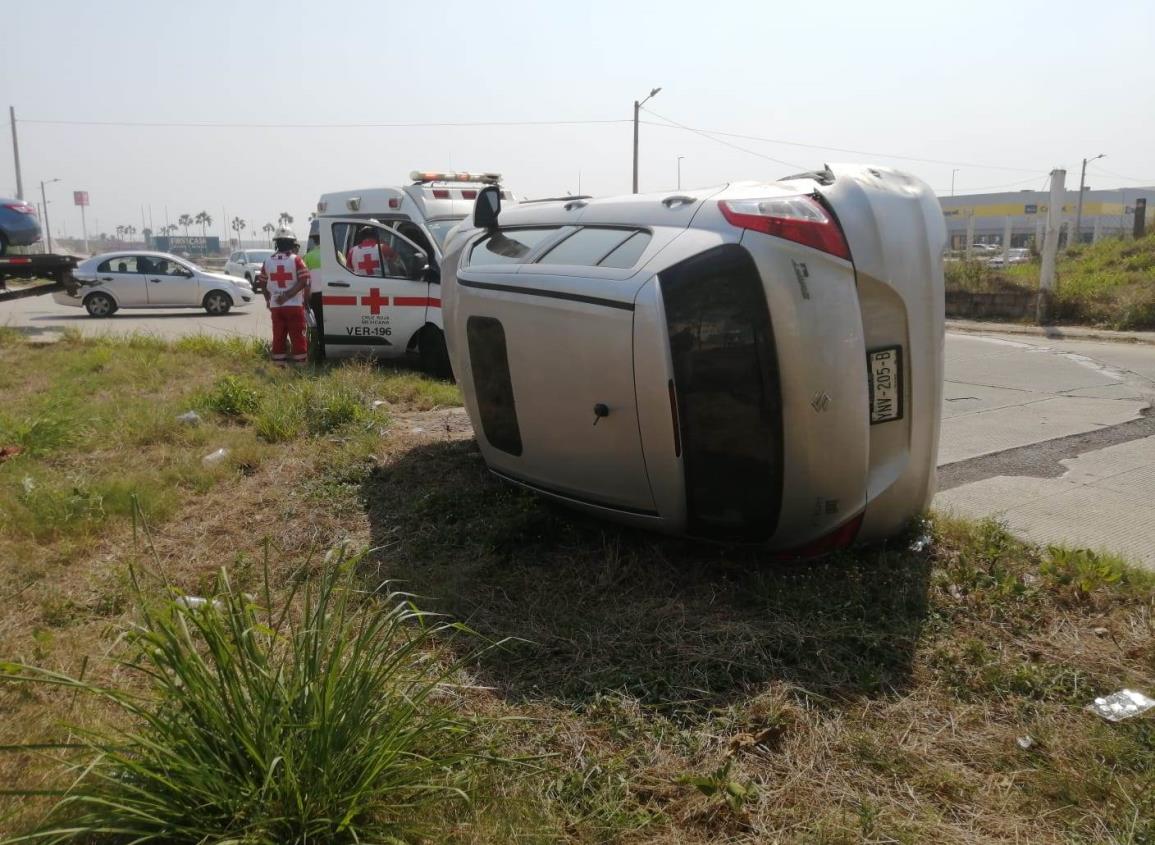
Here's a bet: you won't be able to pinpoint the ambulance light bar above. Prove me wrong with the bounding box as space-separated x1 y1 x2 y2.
410 170 501 185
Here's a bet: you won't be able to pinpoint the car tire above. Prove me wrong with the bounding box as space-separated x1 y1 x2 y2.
84 292 116 318
203 290 232 316
419 326 453 380
244 273 253 284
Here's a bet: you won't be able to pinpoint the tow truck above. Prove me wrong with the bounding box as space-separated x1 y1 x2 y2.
0 253 80 293
310 170 517 375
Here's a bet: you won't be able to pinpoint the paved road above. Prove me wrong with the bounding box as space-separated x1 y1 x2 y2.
0 292 270 341
5 296 1154 566
938 333 1155 568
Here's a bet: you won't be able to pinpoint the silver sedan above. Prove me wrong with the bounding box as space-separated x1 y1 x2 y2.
54 251 255 317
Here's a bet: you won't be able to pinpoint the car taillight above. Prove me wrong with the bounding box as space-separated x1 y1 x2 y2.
772 512 864 561
719 195 851 260
4 203 36 215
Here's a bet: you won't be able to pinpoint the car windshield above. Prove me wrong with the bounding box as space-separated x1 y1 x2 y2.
426 218 464 249
247 250 273 262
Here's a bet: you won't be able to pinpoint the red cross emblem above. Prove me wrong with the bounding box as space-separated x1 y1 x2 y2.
356 250 381 275
360 288 389 315
269 265 294 285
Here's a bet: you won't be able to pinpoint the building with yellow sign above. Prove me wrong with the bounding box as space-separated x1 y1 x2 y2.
938 185 1154 250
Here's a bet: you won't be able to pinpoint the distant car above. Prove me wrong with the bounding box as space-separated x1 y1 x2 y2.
224 249 274 282
986 248 1032 268
0 197 42 255
53 251 254 317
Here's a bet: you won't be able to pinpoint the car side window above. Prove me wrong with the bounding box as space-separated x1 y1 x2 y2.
98 257 138 273
468 227 560 267
151 258 187 277
536 227 652 269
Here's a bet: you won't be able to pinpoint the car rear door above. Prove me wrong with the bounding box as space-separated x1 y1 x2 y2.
95 256 147 305
318 218 432 356
454 225 664 514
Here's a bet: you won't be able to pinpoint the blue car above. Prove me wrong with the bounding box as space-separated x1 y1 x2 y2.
0 197 42 255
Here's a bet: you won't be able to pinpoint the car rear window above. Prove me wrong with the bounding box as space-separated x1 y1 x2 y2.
468 228 559 266
661 244 783 541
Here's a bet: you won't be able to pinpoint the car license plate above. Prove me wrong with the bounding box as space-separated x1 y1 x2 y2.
868 346 902 424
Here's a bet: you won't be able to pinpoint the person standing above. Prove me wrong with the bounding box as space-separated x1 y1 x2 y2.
256 226 310 364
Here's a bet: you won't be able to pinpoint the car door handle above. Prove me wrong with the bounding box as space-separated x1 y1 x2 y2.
328 282 351 288
564 199 587 211
100 276 113 281
662 194 696 207
150 278 162 283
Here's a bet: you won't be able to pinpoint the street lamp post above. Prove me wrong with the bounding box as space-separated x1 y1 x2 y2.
1074 153 1105 246
677 156 685 190
39 178 61 254
951 169 960 196
632 86 661 194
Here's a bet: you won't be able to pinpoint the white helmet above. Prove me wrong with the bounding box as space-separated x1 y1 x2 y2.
274 225 297 243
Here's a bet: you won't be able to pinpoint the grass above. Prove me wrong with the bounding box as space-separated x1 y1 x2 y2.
945 231 1155 329
1 548 501 844
1 332 1153 843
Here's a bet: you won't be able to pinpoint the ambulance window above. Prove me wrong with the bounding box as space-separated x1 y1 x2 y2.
466 316 522 456
537 228 632 266
662 244 783 542
469 227 559 266
426 219 462 248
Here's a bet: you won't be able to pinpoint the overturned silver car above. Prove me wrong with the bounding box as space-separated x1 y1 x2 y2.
440 164 946 555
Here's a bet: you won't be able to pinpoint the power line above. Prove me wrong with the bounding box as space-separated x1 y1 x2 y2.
1086 163 1155 185
19 117 632 129
639 107 806 170
639 109 1042 174
931 173 1052 195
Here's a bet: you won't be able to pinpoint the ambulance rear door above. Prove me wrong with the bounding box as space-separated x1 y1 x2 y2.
318 218 435 357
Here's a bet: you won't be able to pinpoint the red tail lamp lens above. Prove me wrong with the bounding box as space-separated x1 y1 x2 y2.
719 195 851 260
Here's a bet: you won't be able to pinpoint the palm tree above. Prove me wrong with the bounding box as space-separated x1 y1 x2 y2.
164 224 178 237
125 225 137 243
178 214 193 237
115 225 125 242
142 227 153 244
194 211 213 236
231 217 247 246
278 212 294 226
262 222 275 241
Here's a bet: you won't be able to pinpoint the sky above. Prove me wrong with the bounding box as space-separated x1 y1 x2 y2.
3 0 1154 244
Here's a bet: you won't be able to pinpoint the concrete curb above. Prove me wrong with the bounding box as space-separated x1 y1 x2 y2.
946 319 1155 347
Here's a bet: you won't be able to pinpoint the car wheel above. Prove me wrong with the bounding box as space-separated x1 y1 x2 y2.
244 273 253 283
203 291 232 315
419 326 453 380
84 292 116 318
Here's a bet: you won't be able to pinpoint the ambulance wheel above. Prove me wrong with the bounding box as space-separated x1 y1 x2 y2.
419 327 453 380
203 291 232 315
84 292 116 318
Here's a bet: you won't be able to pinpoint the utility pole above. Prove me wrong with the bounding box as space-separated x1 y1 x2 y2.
951 168 959 197
1037 168 1066 324
9 107 23 200
39 178 60 254
1002 216 1013 266
632 86 661 194
677 155 684 190
1073 153 1105 246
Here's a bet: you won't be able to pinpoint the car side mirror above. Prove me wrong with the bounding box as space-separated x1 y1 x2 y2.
473 185 501 230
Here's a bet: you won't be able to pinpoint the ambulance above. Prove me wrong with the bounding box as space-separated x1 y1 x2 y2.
310 171 517 374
